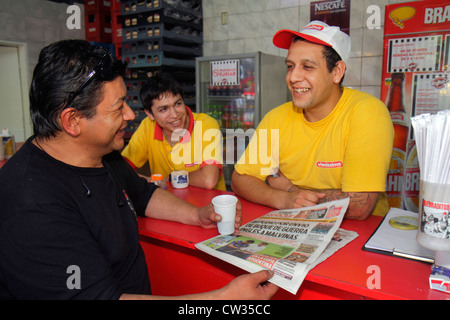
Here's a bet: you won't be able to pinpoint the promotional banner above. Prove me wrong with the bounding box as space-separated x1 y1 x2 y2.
381 0 450 212
310 0 351 35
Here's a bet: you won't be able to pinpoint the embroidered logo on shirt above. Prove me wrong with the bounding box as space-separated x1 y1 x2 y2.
316 161 343 168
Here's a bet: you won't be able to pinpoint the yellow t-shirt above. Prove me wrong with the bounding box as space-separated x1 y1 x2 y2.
235 87 394 216
122 108 226 190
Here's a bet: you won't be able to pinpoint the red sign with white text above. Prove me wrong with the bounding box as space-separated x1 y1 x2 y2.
384 0 450 35
381 0 450 212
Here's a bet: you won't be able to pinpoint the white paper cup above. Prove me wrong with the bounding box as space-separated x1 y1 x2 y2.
212 195 238 235
171 170 189 189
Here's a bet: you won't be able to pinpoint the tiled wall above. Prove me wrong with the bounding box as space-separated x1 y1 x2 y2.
202 0 421 99
0 0 422 99
0 0 85 84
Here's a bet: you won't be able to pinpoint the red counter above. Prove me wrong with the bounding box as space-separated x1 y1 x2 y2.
139 185 448 300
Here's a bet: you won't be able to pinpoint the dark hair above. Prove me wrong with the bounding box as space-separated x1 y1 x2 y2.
140 73 184 115
292 37 345 85
30 40 126 139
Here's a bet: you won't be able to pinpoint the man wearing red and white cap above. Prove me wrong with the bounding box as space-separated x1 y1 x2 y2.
232 21 394 220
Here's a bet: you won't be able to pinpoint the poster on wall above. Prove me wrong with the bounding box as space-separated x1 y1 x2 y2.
310 0 350 35
411 73 450 116
387 36 442 73
210 59 240 86
381 0 450 213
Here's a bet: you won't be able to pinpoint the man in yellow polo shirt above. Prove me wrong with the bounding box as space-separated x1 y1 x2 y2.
231 21 394 220
122 73 225 190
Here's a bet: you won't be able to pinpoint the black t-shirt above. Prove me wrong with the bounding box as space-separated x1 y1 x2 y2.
0 138 157 299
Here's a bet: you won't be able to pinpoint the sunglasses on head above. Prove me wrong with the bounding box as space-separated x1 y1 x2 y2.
66 51 127 108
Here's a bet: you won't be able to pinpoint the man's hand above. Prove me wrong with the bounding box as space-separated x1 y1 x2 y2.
282 187 326 209
197 200 242 232
120 269 279 300
214 270 279 300
267 172 326 209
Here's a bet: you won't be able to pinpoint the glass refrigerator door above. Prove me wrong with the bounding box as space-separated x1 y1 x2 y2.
197 55 258 131
196 54 259 188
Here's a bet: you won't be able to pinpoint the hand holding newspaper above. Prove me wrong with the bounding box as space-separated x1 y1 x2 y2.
195 198 358 294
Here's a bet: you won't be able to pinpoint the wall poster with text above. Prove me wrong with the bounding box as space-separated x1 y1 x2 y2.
381 0 450 213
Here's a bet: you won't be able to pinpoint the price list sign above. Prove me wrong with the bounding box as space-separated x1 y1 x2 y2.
387 35 442 73
412 73 450 116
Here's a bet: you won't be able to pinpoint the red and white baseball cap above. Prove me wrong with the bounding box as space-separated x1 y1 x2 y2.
273 20 351 64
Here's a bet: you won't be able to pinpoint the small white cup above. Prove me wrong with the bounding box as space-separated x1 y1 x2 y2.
212 195 238 235
171 170 189 189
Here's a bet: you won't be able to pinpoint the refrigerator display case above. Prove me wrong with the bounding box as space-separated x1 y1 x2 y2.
195 52 290 188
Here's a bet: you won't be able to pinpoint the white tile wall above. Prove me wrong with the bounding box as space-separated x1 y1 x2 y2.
203 0 423 99
0 0 424 99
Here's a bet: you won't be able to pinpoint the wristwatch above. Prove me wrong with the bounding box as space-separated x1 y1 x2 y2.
264 173 279 185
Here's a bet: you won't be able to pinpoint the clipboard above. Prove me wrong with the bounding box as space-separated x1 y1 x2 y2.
363 208 434 263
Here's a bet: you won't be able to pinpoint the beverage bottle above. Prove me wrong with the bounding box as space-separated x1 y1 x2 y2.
217 104 223 127
403 140 420 212
237 105 243 129
212 105 218 121
385 73 410 208
230 103 237 128
248 104 255 128
222 105 230 128
231 85 238 96
2 128 15 160
387 73 409 151
150 173 167 189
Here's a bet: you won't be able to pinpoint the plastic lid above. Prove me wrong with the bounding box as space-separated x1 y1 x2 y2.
151 174 164 181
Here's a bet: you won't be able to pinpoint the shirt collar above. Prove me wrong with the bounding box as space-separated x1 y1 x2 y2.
154 106 195 143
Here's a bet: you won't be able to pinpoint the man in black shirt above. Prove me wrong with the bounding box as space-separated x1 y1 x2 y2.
0 40 277 300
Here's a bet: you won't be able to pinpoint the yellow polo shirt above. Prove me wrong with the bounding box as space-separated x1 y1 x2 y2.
122 107 226 190
235 87 394 216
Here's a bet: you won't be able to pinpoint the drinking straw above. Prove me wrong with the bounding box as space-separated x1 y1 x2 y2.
412 111 450 184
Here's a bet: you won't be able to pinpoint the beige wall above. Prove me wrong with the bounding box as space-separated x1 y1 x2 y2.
0 0 85 84
202 0 422 99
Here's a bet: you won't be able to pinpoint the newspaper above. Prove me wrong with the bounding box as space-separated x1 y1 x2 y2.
195 198 358 294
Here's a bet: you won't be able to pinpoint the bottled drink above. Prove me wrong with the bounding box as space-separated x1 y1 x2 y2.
205 104 212 117
217 104 223 127
212 105 218 121
230 103 237 128
248 104 255 128
387 73 409 152
213 86 220 96
150 173 167 189
222 105 230 128
403 140 420 212
386 73 410 209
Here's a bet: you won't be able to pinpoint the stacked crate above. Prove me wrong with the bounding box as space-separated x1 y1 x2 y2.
121 0 203 136
111 0 123 59
84 0 123 59
84 0 113 43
